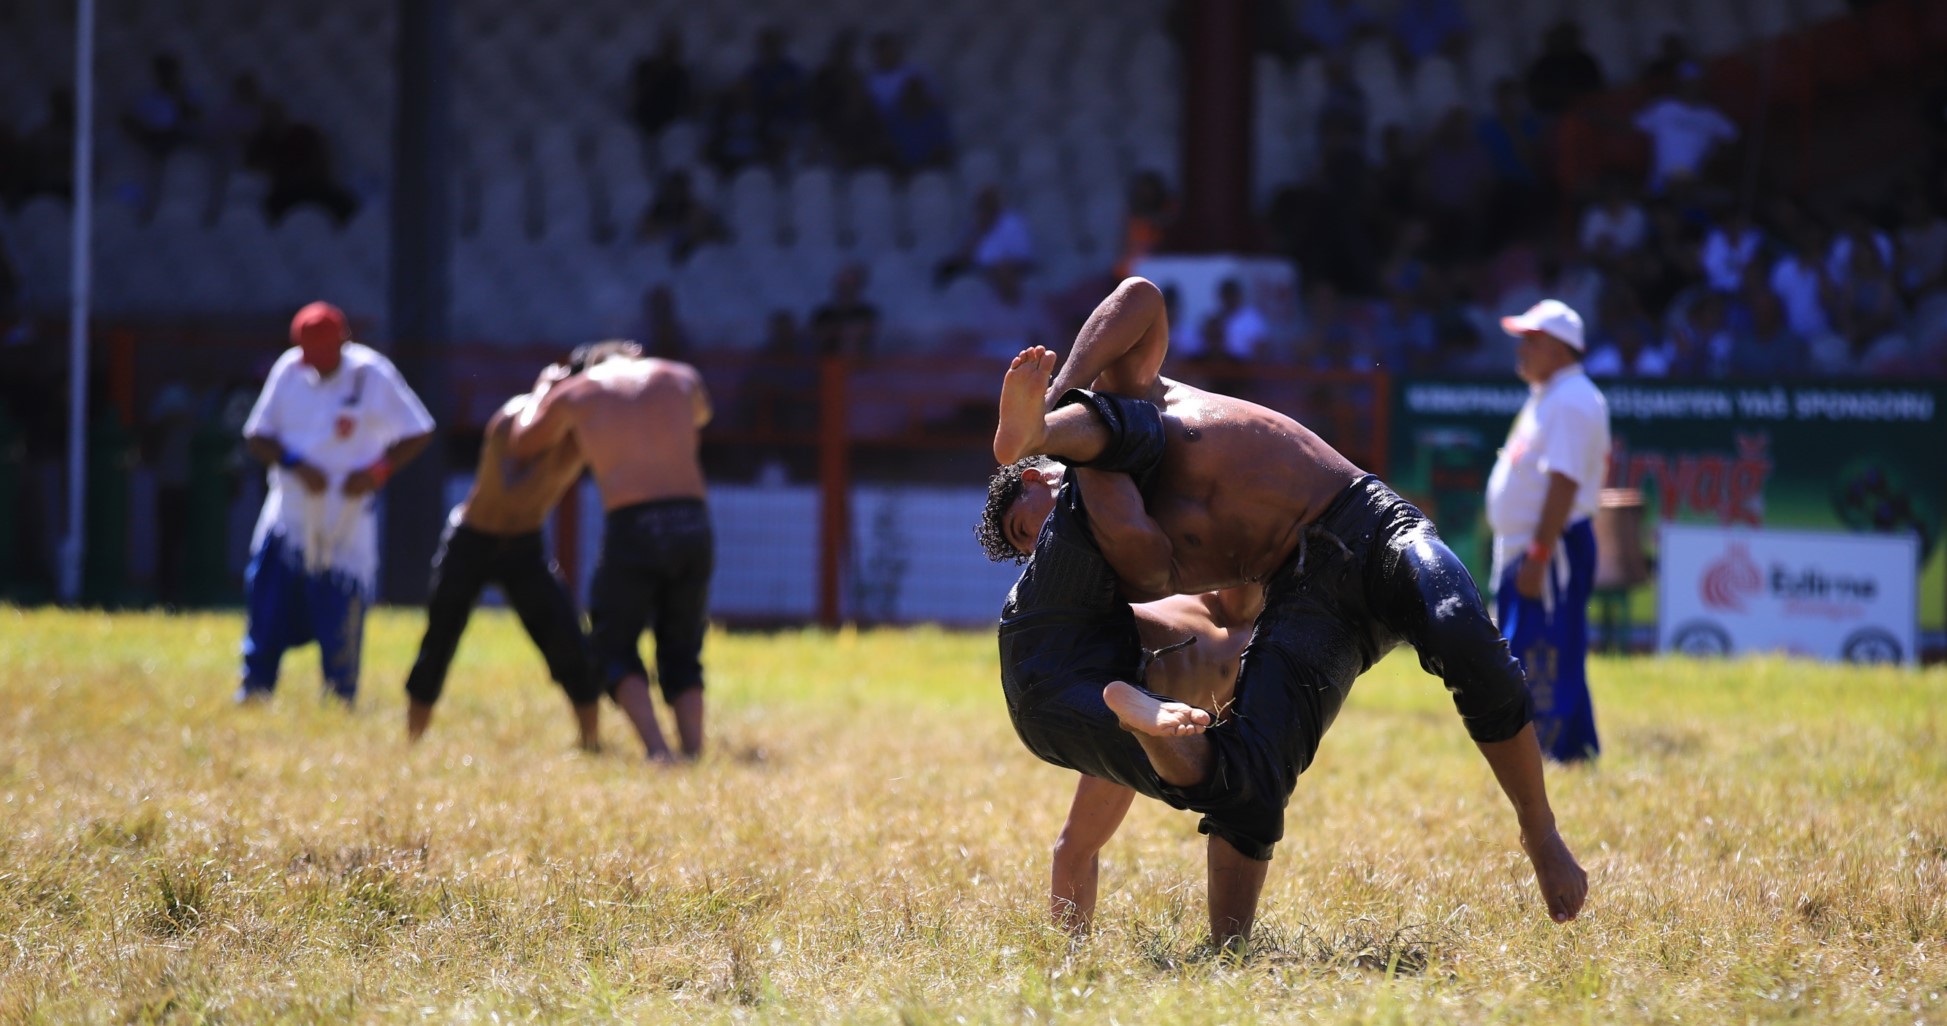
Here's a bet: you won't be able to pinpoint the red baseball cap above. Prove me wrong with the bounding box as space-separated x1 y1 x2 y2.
290 301 348 348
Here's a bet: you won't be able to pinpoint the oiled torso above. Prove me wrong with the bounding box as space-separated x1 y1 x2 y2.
457 396 586 535
1145 378 1362 591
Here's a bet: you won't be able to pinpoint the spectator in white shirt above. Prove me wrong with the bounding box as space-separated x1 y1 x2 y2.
1701 211 1764 293
1822 238 1911 374
1191 278 1271 361
865 32 926 115
1632 67 1737 193
1583 322 1671 378
1579 177 1648 261
1825 213 1895 283
1770 229 1837 342
934 185 1035 288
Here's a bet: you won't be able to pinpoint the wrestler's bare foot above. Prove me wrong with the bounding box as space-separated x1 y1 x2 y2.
1103 681 1212 737
993 346 1057 464
1522 826 1588 923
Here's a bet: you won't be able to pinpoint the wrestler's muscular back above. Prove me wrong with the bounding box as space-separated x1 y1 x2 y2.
1147 379 1364 591
457 398 587 536
562 358 710 511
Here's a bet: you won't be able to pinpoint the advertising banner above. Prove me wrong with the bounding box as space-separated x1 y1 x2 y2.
1385 380 1945 650
1657 524 1917 663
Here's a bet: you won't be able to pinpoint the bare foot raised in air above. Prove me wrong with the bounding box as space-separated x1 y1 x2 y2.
993 346 1058 464
1522 826 1588 924
1103 680 1212 737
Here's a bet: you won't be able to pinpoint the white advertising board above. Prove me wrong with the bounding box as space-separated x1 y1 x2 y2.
1657 524 1918 664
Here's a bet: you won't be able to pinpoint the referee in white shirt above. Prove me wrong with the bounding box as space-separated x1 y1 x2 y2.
1485 300 1611 761
237 302 434 704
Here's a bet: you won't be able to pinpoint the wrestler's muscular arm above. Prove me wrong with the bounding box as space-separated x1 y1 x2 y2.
1476 724 1589 923
509 374 585 462
497 406 584 492
1049 774 1136 934
1517 472 1580 600
1047 276 1170 405
1074 467 1180 602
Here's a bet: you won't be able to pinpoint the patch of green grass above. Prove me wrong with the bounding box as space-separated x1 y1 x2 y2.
1 604 1945 1023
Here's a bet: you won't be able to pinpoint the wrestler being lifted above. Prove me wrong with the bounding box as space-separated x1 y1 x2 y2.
982 277 1587 946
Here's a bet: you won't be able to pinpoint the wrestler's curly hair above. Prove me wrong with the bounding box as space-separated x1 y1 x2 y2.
975 457 1052 564
567 339 644 375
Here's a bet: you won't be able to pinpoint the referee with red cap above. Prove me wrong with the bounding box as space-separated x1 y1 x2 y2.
236 302 434 704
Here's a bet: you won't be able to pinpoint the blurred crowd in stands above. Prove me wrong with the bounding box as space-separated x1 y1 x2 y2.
629 26 955 181
1249 1 1947 380
608 3 1947 379
0 55 359 227
3 0 1945 384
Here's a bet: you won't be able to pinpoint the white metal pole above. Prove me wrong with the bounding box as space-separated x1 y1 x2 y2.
60 0 96 603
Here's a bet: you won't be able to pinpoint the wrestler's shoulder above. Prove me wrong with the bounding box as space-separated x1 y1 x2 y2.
1159 379 1288 425
639 356 705 381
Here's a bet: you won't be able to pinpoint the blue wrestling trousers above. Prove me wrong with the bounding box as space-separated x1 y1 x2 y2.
239 530 367 701
1496 518 1600 762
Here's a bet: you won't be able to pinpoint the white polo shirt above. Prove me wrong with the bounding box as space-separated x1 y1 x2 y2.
1222 305 1269 360
1633 98 1737 189
1485 364 1610 578
242 342 435 590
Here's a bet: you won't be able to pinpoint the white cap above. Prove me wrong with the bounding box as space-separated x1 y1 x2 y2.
1500 299 1585 352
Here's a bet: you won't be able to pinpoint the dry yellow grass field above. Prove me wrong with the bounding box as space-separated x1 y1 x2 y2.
2 605 1945 1024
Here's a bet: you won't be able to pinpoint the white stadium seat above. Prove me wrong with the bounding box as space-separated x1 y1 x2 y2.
1579 6 1633 82
654 123 702 173
726 167 783 248
1794 0 1845 21
786 168 839 251
1407 56 1465 134
1691 0 1747 54
842 169 900 253
902 171 958 255
956 148 1008 201
1746 0 1795 38
1016 146 1065 197
13 199 74 307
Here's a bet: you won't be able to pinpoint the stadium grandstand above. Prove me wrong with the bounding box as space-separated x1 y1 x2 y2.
0 0 1943 655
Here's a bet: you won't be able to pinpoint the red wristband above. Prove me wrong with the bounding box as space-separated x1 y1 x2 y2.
369 457 394 487
1526 540 1551 564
